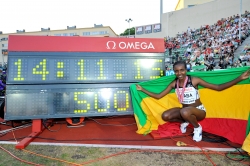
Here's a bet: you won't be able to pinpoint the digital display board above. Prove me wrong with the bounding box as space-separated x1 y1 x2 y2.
6 35 165 120
7 52 164 84
5 84 133 120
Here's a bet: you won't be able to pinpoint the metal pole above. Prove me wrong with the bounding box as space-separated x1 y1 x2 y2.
239 0 242 40
160 0 163 23
129 21 130 36
125 18 132 37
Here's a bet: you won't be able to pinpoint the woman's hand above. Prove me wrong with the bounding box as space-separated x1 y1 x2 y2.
136 84 143 91
240 69 250 80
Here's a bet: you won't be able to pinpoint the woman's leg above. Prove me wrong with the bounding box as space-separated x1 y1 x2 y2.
162 107 185 123
180 107 206 128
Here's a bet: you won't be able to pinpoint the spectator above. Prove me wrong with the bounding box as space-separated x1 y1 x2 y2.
190 48 204 66
205 56 215 71
186 57 192 72
242 44 250 53
218 60 227 69
186 46 192 55
164 10 250 71
233 60 243 68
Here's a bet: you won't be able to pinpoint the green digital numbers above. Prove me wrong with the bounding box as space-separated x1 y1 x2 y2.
14 59 25 81
94 92 110 112
150 59 163 79
32 59 49 80
134 59 143 79
57 62 64 78
74 92 91 113
114 91 130 111
10 57 164 82
77 60 86 80
97 59 106 80
73 90 131 113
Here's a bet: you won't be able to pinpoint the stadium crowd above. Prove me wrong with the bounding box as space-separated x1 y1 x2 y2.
164 10 250 71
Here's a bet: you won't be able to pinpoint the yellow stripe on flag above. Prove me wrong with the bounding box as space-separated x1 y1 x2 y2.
137 93 181 134
200 84 250 120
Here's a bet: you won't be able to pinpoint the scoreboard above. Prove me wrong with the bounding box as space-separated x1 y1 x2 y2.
5 35 165 120
8 52 164 83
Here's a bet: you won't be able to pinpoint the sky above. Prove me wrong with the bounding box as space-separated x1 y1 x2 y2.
0 0 178 35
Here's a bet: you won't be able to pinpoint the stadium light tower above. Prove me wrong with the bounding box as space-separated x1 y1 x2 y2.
125 18 133 36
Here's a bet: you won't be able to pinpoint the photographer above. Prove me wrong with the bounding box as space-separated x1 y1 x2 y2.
218 59 227 69
204 56 215 71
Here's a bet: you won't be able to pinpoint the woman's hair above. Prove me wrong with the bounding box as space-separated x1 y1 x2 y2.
173 60 187 69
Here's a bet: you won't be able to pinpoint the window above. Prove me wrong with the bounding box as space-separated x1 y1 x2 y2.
54 34 61 36
2 49 8 55
90 31 100 35
144 25 152 34
99 31 108 35
2 44 8 48
153 24 161 33
69 33 77 36
1 38 8 41
83 32 90 36
188 5 195 8
63 33 68 36
136 26 144 35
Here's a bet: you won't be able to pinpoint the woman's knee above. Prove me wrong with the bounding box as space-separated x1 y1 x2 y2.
162 111 170 121
180 108 191 118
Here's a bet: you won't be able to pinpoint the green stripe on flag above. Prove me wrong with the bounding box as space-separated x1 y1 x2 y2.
246 112 250 137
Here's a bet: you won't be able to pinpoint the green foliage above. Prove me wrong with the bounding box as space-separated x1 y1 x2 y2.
120 27 135 36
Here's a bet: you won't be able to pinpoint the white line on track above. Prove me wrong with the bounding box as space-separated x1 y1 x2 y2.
0 141 239 152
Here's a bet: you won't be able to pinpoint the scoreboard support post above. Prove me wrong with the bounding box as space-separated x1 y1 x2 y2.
15 119 43 149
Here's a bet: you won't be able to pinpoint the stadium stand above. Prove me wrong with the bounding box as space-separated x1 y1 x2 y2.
164 10 250 71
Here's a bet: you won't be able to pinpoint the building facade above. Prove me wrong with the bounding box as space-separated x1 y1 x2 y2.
0 26 118 66
134 0 250 38
175 0 214 11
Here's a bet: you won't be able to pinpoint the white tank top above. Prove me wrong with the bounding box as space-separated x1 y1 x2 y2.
175 75 200 104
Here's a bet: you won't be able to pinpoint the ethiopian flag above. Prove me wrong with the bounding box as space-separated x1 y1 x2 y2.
130 67 250 145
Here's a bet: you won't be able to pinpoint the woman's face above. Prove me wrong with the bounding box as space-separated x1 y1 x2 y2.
174 64 187 80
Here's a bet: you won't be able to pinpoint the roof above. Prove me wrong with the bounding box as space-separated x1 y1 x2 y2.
0 26 118 36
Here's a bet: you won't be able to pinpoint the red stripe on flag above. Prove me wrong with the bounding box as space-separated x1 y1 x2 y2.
200 118 247 144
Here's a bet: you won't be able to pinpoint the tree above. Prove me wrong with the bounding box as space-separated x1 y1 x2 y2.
120 27 135 36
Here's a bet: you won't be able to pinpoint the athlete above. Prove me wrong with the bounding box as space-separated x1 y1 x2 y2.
136 61 250 142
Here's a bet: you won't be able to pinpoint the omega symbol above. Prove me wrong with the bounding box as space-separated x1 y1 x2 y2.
106 41 116 49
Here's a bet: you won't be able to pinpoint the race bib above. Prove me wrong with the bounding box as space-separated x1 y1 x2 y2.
175 87 197 104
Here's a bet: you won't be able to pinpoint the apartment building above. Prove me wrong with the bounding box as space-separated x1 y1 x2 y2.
0 25 118 66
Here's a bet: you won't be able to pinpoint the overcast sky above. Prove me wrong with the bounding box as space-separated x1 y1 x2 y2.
1 0 178 35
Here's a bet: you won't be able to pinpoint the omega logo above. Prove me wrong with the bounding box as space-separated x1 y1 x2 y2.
106 41 155 50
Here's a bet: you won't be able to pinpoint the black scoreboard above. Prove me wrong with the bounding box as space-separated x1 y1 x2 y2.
8 52 164 84
5 35 165 120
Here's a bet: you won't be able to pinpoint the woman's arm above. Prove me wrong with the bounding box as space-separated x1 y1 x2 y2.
193 69 250 91
136 81 175 99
